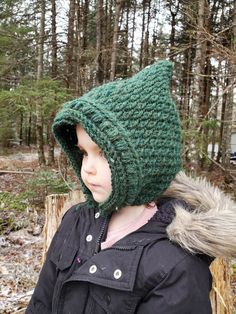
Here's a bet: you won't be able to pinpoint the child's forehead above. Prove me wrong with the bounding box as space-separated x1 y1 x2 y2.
75 124 88 139
76 124 100 149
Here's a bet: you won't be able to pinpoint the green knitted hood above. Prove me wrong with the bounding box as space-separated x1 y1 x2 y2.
52 60 182 215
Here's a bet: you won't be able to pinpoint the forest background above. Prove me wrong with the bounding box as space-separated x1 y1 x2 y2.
1 0 236 178
0 0 236 312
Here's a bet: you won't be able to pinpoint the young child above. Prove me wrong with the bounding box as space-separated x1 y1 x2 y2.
26 61 236 313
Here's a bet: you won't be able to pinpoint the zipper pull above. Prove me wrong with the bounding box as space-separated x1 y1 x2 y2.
94 215 109 255
94 243 100 254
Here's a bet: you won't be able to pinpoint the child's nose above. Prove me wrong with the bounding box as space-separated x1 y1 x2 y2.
83 158 96 174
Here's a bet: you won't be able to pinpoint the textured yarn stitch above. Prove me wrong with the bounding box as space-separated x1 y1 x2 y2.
52 60 182 215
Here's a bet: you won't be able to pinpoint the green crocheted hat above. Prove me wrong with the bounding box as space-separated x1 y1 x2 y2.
53 60 182 215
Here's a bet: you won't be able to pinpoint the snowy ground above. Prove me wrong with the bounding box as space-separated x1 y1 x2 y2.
0 229 43 313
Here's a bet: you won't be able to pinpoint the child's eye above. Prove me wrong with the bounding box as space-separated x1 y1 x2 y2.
99 150 105 158
80 150 88 157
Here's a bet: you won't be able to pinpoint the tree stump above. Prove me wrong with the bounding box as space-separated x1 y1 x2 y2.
43 190 84 262
210 258 233 314
43 193 233 313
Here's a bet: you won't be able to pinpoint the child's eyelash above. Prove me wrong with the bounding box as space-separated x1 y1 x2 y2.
80 149 88 156
77 146 104 158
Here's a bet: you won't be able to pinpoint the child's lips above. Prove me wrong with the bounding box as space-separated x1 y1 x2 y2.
87 183 100 190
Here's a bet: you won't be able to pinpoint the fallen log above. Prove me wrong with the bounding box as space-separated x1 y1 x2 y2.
0 170 35 175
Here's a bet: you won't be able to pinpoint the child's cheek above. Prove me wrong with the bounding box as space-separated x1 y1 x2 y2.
80 167 86 184
103 162 112 191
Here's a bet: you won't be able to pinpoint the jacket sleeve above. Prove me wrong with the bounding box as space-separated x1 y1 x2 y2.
26 205 80 314
26 244 58 313
136 255 212 314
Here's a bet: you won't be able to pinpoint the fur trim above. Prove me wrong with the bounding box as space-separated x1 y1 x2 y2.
164 171 236 258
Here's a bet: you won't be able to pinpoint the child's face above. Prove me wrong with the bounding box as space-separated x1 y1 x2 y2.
76 125 112 203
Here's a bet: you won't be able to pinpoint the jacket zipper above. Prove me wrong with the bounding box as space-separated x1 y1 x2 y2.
111 245 136 251
94 215 109 254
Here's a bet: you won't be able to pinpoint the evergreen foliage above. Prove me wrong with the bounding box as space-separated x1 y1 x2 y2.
0 0 235 171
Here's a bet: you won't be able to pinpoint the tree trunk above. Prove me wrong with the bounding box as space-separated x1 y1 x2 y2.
143 0 151 67
139 0 146 70
75 0 83 95
47 112 56 166
200 52 211 169
181 40 192 121
210 97 218 167
45 0 58 165
103 0 113 81
66 0 76 89
122 2 130 77
182 56 193 163
168 0 180 61
188 0 207 173
217 73 227 164
37 0 45 81
221 0 236 169
129 0 136 74
36 109 46 165
27 107 32 146
19 111 23 145
51 0 58 78
210 61 221 168
82 0 89 51
110 0 122 81
95 0 104 84
221 64 234 168
36 0 46 165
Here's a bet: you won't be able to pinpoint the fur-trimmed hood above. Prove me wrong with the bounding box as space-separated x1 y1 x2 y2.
164 171 236 259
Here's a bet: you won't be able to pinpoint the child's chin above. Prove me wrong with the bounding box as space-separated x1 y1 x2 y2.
92 193 110 204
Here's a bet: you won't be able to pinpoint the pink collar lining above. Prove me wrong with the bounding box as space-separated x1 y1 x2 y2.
101 203 157 250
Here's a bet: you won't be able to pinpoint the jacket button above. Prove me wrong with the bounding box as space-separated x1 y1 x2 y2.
114 269 122 279
86 234 93 242
95 212 100 219
89 265 97 274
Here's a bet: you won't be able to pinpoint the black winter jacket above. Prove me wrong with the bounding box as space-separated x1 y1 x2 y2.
26 197 213 314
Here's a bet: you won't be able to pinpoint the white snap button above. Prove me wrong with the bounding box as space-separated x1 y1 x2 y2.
114 269 122 279
95 212 100 219
89 265 97 274
86 234 93 242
